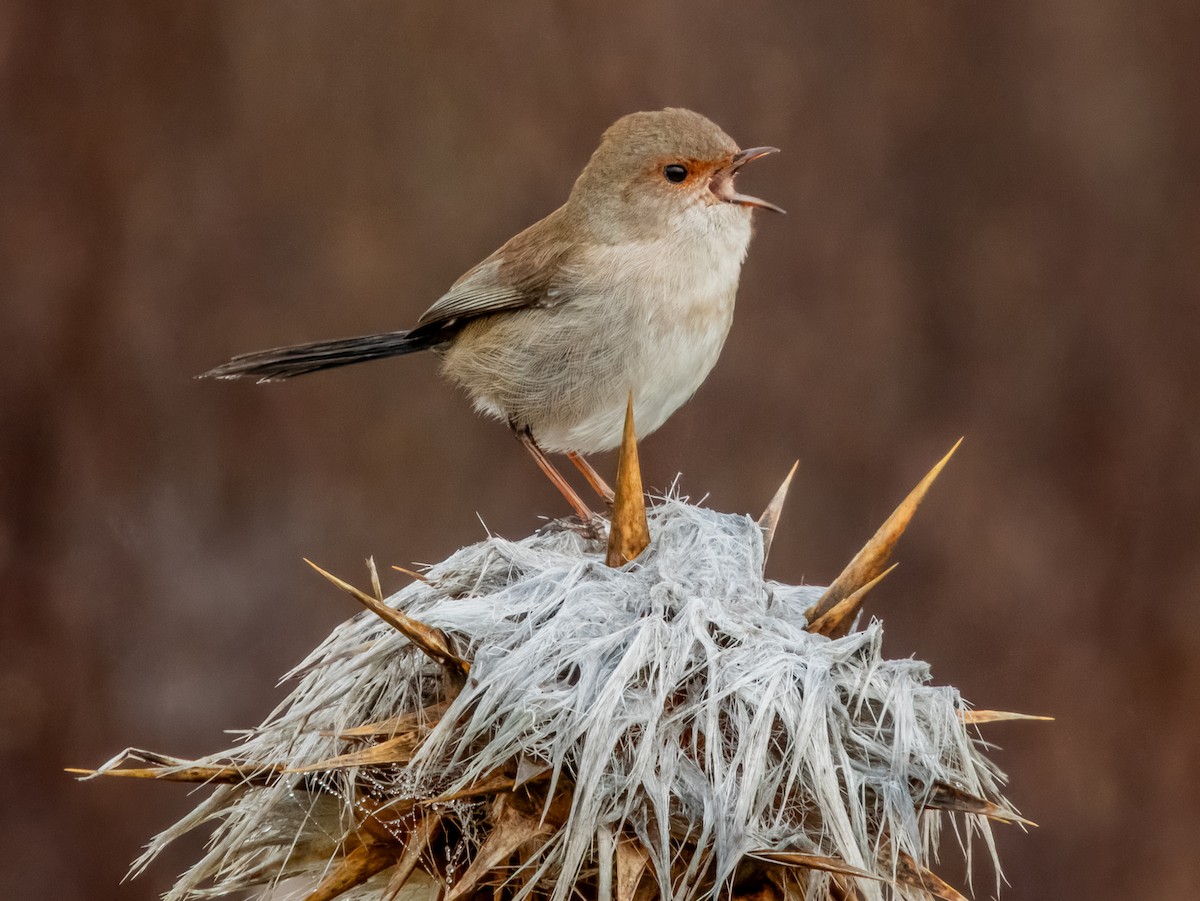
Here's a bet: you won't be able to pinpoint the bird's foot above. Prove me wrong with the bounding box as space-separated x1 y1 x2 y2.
539 512 608 543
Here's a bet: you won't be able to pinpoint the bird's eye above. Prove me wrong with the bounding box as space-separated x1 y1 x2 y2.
663 164 688 183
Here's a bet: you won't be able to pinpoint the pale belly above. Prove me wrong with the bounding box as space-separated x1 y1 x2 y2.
440 210 751 454
441 287 737 454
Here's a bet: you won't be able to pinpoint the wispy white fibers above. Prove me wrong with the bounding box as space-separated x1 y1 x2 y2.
114 499 1010 901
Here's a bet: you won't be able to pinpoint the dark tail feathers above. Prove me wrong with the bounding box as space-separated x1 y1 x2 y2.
200 329 443 382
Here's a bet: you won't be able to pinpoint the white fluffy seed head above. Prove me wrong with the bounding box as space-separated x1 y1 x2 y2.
128 498 1009 901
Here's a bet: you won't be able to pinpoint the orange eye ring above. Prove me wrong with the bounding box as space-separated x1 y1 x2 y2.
663 164 688 183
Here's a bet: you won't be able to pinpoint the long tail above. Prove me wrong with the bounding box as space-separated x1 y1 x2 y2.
200 329 443 381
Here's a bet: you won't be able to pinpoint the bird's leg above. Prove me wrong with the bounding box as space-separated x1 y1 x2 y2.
567 452 615 504
514 428 595 522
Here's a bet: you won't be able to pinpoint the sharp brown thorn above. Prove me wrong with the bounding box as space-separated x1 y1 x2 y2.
66 763 283 785
749 850 877 882
367 556 383 602
391 564 429 583
288 733 424 773
924 781 1038 827
807 438 962 624
605 392 651 568
302 841 398 901
330 700 451 739
805 564 897 637
887 849 970 901
959 708 1055 724
415 768 523 804
758 460 799 566
304 558 469 675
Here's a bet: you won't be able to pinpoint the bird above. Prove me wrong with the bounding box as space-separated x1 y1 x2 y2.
202 108 782 519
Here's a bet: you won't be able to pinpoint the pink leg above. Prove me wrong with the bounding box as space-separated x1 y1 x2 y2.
516 430 595 521
567 452 615 503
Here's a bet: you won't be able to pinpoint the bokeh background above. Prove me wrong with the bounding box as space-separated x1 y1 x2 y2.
3 2 1197 898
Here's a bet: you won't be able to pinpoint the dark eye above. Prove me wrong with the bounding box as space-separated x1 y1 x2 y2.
663 164 688 183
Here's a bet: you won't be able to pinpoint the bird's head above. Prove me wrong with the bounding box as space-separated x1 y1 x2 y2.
569 108 783 240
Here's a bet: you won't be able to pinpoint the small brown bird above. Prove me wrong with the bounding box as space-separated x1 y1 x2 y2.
203 108 781 517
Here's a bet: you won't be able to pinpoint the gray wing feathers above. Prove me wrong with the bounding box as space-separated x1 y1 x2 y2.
417 260 533 327
417 231 578 328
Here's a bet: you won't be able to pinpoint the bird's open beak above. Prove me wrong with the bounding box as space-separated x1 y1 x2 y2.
711 146 785 214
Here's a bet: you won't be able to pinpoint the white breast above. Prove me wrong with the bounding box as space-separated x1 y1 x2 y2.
538 204 753 452
443 203 754 455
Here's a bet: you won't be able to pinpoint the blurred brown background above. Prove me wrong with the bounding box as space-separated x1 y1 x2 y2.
2 2 1197 898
